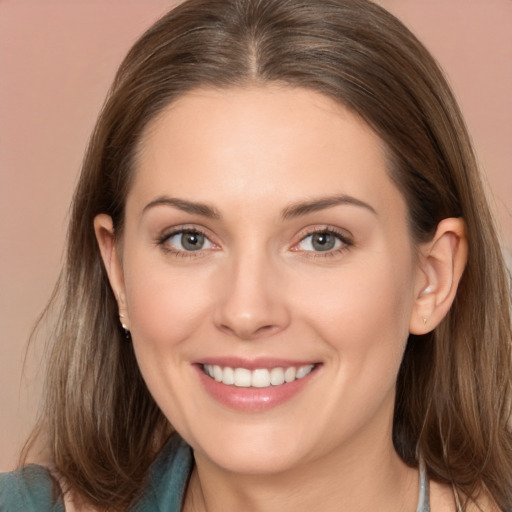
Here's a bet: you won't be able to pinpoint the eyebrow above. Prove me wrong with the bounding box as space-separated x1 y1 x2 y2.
142 196 221 219
142 194 376 220
281 195 377 219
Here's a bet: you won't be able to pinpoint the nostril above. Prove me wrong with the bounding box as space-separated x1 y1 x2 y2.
254 324 280 336
217 322 280 340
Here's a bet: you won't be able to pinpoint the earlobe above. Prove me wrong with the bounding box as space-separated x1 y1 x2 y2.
409 218 468 335
94 214 129 323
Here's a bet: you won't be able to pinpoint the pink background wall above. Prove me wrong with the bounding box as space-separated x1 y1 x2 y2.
1 1 511 471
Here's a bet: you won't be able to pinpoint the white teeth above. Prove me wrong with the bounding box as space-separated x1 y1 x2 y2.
203 364 315 388
269 367 285 385
296 364 314 379
223 366 235 385
213 365 223 382
251 369 270 388
234 368 252 387
284 367 296 382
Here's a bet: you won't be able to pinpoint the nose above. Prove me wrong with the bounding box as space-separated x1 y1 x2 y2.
213 251 291 340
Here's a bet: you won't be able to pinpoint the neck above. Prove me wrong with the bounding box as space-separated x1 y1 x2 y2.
184 438 418 512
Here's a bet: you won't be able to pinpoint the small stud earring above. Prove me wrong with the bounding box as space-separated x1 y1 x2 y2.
423 317 427 325
121 324 131 340
119 314 131 340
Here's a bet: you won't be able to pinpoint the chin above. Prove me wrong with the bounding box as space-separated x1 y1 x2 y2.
185 422 316 475
200 442 307 476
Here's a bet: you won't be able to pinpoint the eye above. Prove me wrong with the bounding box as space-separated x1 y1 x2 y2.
294 229 351 253
164 230 215 252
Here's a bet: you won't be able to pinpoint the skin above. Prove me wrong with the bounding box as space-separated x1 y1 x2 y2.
94 86 468 512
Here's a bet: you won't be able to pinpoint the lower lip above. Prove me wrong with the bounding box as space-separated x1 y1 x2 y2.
195 365 318 412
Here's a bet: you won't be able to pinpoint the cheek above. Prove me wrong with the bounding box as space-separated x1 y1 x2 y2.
121 255 216 429
123 256 213 350
297 254 415 373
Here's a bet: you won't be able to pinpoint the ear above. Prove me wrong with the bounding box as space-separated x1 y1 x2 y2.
94 214 129 328
409 218 468 334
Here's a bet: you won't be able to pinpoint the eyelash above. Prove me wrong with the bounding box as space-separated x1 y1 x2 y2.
157 226 215 259
156 226 354 259
292 227 354 258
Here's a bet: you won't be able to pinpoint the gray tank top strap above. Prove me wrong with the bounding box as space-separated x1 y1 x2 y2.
416 456 430 512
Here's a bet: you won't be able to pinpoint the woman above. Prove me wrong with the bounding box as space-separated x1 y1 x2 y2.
1 0 511 511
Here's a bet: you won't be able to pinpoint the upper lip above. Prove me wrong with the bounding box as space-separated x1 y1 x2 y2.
194 357 320 370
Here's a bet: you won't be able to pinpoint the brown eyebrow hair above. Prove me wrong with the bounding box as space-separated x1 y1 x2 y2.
142 194 377 220
142 196 221 219
281 195 377 219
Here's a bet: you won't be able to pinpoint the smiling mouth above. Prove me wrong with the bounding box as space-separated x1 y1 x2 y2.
201 364 316 388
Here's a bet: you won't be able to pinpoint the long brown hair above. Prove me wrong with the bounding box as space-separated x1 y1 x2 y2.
23 0 512 510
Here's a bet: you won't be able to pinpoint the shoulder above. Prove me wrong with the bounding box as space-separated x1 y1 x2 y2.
0 435 193 512
0 464 65 511
63 435 194 512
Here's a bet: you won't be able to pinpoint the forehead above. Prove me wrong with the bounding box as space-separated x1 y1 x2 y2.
129 85 404 219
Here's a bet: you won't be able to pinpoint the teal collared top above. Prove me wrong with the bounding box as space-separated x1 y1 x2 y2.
0 435 194 512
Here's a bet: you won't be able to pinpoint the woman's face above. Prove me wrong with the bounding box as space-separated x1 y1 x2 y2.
101 86 426 475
